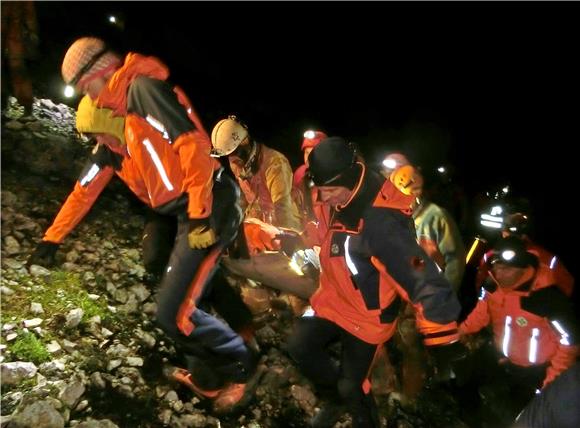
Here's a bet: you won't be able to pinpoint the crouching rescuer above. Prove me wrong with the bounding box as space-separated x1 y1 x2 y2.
28 37 261 414
286 137 465 428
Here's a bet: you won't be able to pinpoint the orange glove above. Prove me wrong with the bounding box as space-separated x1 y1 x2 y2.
243 220 281 255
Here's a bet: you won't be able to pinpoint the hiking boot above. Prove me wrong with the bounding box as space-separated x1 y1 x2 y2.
311 401 346 428
212 365 264 414
164 366 222 399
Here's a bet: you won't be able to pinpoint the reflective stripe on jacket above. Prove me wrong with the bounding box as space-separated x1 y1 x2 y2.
460 264 578 386
311 169 461 345
43 55 219 243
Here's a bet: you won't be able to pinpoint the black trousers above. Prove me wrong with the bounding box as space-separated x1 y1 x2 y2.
155 172 256 386
287 315 380 428
142 210 252 333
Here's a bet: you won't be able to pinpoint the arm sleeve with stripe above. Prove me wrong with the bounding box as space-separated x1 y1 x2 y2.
127 77 215 219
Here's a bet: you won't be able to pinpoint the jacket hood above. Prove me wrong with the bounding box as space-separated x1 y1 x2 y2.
97 53 170 116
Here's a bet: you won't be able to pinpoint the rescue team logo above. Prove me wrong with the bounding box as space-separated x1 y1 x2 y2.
331 243 340 255
516 316 528 327
231 131 241 142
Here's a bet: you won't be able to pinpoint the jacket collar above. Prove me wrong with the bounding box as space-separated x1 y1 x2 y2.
331 168 384 231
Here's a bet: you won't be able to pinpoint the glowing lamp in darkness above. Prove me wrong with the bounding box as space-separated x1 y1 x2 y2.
501 250 516 261
64 85 75 98
303 130 316 139
109 15 117 23
383 158 398 170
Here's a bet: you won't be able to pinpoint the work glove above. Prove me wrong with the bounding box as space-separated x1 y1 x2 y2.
428 341 470 385
27 241 60 268
188 218 217 249
242 220 281 254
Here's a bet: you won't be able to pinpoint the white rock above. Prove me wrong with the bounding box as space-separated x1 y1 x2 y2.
23 318 43 328
129 284 151 302
9 400 65 428
2 323 16 331
107 359 122 371
6 332 18 341
90 372 107 389
2 258 23 269
89 315 101 324
164 390 179 402
46 340 62 353
126 357 143 367
1 361 38 384
58 380 85 408
1 285 15 295
87 293 100 300
83 271 95 282
75 400 90 413
4 236 21 254
62 339 76 352
65 308 84 328
29 264 51 277
101 328 114 338
30 302 45 314
40 359 66 373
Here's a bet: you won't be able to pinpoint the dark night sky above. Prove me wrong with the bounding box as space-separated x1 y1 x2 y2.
33 1 579 276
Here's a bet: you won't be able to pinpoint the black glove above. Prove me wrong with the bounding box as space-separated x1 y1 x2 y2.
188 218 217 249
428 341 470 385
27 241 60 268
275 231 304 257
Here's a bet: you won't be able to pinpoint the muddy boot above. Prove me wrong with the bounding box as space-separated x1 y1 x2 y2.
212 364 265 415
163 366 223 400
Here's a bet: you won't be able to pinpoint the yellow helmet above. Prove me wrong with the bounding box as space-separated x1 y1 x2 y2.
389 165 423 196
210 115 248 157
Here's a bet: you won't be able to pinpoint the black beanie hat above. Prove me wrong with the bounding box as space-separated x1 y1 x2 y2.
307 137 361 189
488 236 539 268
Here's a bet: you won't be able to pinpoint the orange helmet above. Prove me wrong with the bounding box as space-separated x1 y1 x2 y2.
389 165 423 196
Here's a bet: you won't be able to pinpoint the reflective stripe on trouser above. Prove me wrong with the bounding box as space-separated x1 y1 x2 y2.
156 172 253 383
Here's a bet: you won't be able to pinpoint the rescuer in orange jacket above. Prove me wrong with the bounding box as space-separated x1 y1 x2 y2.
286 137 464 428
476 207 574 298
460 236 578 397
27 37 259 413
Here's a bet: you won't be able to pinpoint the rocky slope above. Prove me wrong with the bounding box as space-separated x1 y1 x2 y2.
1 97 471 428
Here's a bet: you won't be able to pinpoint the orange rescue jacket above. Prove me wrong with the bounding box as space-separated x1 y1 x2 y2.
461 264 578 387
311 168 461 345
44 54 219 243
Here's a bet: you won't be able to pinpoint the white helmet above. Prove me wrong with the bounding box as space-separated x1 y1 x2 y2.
211 115 248 157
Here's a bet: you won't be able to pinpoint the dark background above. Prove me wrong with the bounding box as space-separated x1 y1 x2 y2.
32 1 579 289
